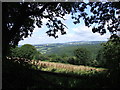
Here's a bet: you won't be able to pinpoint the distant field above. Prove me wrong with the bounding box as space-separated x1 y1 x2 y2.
34 42 103 59
48 44 102 58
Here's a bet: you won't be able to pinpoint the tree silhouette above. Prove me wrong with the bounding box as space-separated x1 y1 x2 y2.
2 2 120 56
74 48 91 65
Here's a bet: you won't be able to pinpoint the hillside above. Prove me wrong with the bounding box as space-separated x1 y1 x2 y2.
34 41 105 59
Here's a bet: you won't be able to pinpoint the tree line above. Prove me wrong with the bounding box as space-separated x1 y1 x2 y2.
9 35 120 71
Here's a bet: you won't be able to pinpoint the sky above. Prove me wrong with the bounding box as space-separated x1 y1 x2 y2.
18 4 111 45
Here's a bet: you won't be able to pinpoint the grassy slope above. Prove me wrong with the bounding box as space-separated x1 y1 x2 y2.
30 60 107 77
39 44 103 60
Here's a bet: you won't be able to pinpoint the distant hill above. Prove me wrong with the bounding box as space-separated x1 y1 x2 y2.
33 41 106 59
63 41 106 45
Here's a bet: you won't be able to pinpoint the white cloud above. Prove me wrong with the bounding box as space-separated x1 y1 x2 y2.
71 25 110 41
19 18 111 45
19 25 110 45
19 36 39 45
64 14 71 20
73 25 92 34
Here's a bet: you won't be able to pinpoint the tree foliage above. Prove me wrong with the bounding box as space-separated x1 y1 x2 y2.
96 35 120 70
20 44 39 59
74 48 91 65
3 2 120 56
9 46 20 57
67 56 78 65
96 48 106 67
10 44 39 60
103 35 120 70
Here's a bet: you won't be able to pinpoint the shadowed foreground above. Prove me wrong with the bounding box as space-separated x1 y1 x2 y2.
2 58 119 89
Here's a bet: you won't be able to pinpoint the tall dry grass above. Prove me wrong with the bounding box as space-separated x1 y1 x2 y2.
7 57 106 72
29 60 106 72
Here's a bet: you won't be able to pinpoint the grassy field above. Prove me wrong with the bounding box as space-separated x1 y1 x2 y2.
27 59 109 88
4 57 117 88
29 60 107 76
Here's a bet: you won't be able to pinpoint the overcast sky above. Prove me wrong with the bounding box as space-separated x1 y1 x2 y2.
19 10 111 45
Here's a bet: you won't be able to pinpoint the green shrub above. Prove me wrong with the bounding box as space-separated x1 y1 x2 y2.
10 44 40 60
102 36 120 70
67 56 77 65
96 35 120 70
74 48 92 66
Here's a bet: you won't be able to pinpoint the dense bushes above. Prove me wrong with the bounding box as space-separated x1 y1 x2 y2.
67 56 77 65
96 49 106 67
103 40 120 70
73 48 92 66
9 44 40 60
96 35 120 70
10 40 120 69
9 44 97 66
96 35 120 87
45 48 100 67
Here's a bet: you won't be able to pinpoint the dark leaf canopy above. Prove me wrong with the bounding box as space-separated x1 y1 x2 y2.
2 2 120 48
